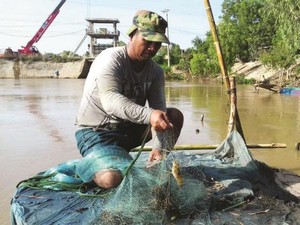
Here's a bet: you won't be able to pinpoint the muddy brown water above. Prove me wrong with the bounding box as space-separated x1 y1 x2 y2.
1 79 300 224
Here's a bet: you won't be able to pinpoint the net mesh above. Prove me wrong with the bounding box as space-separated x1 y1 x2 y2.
11 130 300 225
89 126 208 224
92 155 207 224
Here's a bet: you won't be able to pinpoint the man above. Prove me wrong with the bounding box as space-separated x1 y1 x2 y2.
75 10 184 189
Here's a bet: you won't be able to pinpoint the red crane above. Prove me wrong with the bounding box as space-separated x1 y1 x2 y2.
18 0 66 55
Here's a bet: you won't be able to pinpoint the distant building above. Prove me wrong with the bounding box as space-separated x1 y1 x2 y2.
86 18 120 58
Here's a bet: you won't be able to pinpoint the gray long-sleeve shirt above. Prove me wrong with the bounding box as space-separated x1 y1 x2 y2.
76 46 167 149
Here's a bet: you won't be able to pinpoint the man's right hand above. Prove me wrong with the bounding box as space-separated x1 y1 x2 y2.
150 110 173 131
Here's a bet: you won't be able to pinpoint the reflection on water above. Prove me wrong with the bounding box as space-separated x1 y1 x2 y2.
1 79 300 224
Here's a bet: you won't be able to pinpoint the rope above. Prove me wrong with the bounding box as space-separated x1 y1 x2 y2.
124 125 151 177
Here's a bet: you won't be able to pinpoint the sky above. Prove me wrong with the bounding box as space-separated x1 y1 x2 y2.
0 0 222 55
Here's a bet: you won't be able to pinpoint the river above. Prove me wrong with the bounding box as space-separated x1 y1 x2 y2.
1 78 300 224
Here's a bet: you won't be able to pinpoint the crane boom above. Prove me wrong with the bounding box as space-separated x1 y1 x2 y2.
18 0 66 55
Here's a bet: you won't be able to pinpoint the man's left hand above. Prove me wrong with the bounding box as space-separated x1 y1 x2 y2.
148 148 162 162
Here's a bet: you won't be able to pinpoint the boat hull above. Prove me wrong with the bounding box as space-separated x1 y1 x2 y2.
280 87 300 95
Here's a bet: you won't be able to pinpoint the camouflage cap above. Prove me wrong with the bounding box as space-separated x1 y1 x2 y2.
127 10 170 44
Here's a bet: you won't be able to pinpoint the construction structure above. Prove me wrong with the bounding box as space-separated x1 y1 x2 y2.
85 18 120 58
18 0 66 56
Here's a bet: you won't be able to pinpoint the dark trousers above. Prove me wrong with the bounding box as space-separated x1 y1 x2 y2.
75 123 150 157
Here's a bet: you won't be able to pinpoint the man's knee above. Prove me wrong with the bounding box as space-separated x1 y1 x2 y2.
93 169 123 189
167 107 184 130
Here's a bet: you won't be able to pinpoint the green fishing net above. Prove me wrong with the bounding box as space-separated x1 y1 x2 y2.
16 132 207 224
95 155 207 224
12 131 300 225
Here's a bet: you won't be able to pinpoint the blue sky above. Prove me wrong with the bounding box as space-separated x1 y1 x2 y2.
0 0 222 55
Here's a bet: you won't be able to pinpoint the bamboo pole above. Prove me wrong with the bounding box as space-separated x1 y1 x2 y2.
132 143 286 152
203 0 245 141
228 76 237 134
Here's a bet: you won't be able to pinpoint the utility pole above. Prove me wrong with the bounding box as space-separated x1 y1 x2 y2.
162 9 170 67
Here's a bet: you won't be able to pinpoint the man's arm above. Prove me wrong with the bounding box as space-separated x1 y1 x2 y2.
93 51 154 124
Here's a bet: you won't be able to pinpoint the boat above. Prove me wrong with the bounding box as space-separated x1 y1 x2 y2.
10 130 300 225
280 86 300 95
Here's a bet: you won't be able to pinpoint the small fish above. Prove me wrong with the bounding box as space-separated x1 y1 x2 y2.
171 160 184 188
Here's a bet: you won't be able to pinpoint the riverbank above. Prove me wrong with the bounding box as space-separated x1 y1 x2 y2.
0 59 88 79
0 58 298 84
232 61 278 81
232 60 300 88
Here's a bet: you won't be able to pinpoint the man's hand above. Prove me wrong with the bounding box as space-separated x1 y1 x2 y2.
150 110 173 131
148 148 163 163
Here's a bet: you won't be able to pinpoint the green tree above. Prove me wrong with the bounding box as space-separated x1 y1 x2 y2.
152 46 166 65
189 36 220 77
117 41 127 46
218 0 274 64
260 0 300 69
260 42 295 70
170 43 182 65
177 48 193 73
190 52 208 76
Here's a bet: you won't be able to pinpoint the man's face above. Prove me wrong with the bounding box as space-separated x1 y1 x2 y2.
131 31 162 61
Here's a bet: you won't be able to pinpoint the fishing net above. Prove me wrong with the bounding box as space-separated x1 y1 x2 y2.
94 128 207 224
11 131 300 225
13 144 207 224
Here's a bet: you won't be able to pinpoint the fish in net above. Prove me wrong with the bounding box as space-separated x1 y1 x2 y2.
92 152 207 225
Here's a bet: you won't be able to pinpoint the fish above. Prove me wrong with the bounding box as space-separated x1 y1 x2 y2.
171 160 184 188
